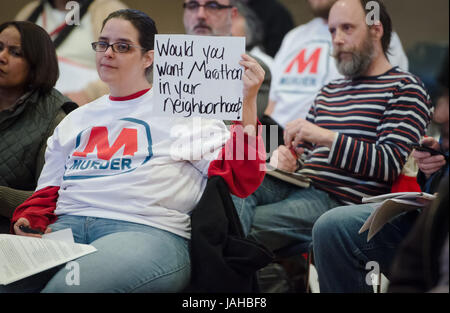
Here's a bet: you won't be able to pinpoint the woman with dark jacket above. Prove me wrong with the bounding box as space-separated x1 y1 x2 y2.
0 21 75 232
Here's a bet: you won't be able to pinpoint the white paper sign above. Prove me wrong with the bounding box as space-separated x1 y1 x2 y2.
153 34 245 120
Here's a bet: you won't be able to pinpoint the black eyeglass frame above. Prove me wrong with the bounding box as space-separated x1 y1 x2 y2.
91 41 146 53
182 1 234 11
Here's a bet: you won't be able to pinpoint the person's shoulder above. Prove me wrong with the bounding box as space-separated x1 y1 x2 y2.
52 94 110 135
386 67 429 91
78 94 110 112
32 88 71 112
46 88 71 102
321 77 352 91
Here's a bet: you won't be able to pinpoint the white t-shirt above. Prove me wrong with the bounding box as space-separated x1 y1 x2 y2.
37 89 230 239
270 18 409 128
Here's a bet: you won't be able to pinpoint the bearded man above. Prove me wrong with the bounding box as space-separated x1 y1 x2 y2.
264 0 408 130
232 0 432 260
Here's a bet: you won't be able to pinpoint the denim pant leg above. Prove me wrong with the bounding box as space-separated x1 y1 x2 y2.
312 204 419 293
41 217 190 293
232 175 300 237
247 184 341 252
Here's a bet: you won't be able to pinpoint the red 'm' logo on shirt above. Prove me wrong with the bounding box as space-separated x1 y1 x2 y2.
285 48 322 74
72 127 138 160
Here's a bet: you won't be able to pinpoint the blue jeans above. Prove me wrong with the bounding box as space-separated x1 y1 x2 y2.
312 204 419 293
232 175 341 253
1 215 190 293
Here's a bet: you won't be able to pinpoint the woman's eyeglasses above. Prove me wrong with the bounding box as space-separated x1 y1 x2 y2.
91 41 145 53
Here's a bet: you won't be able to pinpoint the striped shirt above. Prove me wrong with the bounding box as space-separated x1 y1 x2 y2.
299 67 432 204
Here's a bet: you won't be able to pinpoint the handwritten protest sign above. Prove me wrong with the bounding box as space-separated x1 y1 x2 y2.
153 34 246 120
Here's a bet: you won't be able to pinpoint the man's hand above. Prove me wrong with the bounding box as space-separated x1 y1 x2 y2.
269 145 299 172
412 137 446 179
284 118 336 149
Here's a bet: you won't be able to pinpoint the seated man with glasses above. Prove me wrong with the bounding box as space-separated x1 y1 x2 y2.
183 0 234 12
182 0 271 121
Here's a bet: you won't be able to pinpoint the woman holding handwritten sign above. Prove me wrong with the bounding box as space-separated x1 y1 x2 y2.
4 9 265 293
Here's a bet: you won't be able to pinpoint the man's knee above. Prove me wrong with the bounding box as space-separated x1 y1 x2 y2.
313 209 337 243
313 204 374 246
313 206 355 241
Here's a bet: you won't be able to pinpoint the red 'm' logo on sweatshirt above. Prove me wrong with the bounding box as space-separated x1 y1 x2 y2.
285 48 322 74
72 127 138 161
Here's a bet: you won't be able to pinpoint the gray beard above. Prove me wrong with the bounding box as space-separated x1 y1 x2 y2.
335 41 375 78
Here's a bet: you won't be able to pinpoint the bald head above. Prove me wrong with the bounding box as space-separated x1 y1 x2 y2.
329 0 366 28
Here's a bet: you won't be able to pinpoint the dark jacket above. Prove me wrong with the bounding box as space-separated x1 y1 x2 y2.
0 88 73 190
0 88 75 232
186 175 274 293
388 177 449 292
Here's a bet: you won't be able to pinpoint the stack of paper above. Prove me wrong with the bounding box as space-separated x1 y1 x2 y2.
359 192 436 242
0 229 97 285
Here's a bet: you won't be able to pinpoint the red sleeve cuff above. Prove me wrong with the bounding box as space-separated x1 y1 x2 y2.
10 186 60 234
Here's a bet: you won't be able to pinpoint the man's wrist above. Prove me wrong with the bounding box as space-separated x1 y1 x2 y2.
322 130 338 148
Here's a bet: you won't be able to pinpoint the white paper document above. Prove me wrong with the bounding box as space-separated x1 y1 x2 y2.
359 192 437 242
0 234 96 285
42 228 75 244
361 192 436 204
